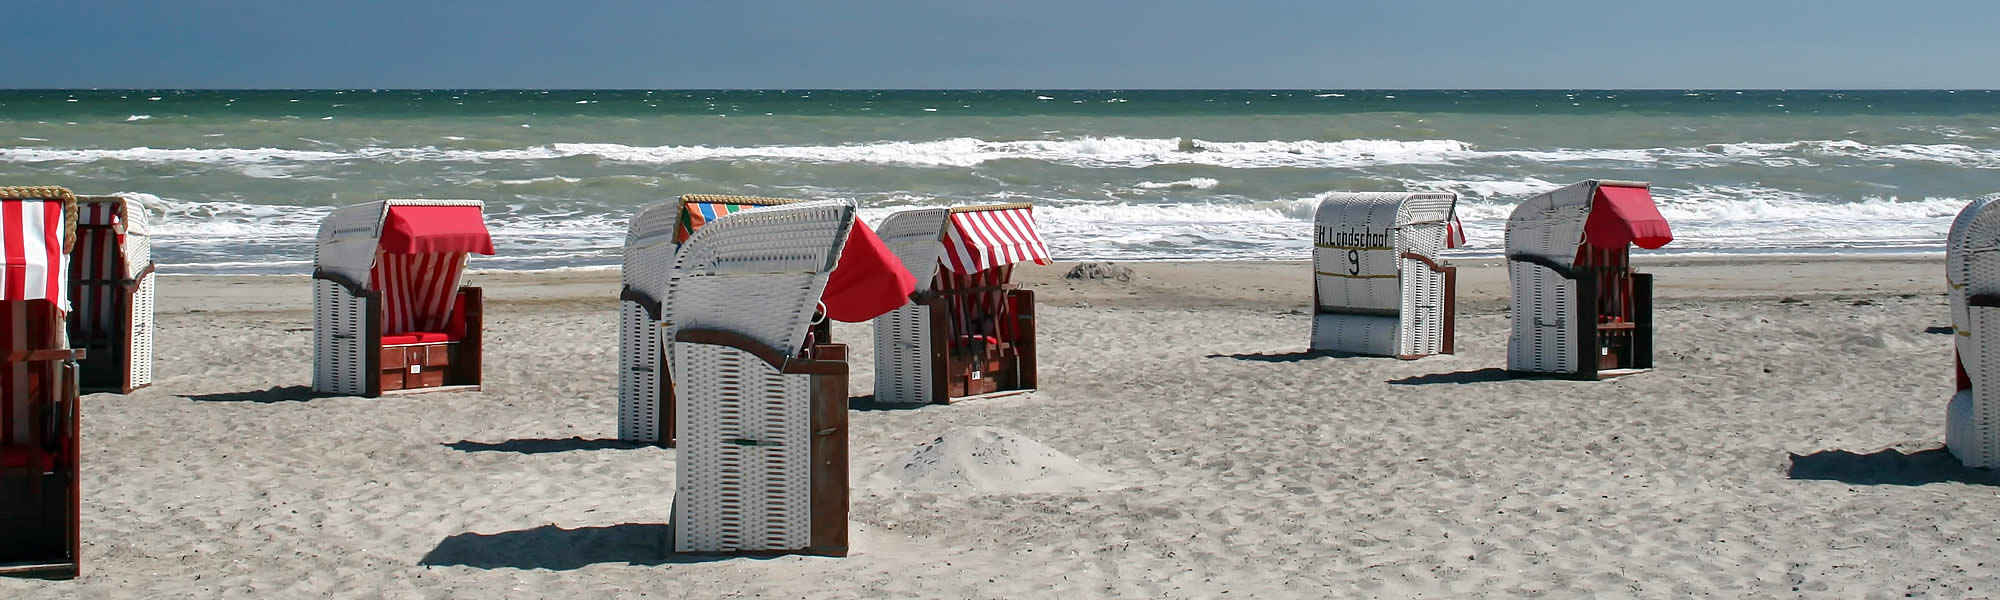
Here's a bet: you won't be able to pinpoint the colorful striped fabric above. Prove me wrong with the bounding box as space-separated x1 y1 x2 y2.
940 207 1051 274
370 251 466 335
675 201 759 244
937 264 1016 348
0 198 69 310
69 202 125 343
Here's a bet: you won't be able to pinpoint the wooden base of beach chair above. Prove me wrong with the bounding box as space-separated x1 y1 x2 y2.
924 290 1038 405
1 352 83 580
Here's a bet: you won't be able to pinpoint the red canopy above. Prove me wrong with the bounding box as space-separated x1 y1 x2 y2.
821 218 916 322
1584 185 1673 250
379 205 495 255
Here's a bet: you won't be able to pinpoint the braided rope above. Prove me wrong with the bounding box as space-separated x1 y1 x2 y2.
0 185 79 252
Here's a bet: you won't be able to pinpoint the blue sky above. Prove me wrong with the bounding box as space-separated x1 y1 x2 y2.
5 1 1994 89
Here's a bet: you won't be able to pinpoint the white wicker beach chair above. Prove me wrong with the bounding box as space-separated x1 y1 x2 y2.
871 204 1050 404
1505 180 1673 379
1947 196 2000 467
67 195 154 394
0 186 84 579
667 201 854 556
1309 192 1460 358
312 200 493 397
617 194 811 445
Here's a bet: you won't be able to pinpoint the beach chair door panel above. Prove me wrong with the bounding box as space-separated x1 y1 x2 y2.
673 344 811 553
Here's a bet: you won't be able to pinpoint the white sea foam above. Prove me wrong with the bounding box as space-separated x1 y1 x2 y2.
125 115 151 121
1131 177 1220 190
14 137 1987 171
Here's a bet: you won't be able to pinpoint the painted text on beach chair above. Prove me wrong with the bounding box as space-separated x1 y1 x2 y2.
1505 180 1673 379
312 200 492 397
1309 192 1461 358
1946 196 2000 468
67 196 155 394
0 186 84 579
666 201 855 556
872 204 1051 404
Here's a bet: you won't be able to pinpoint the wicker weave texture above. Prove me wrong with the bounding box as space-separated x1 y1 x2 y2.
616 301 663 442
671 344 812 553
666 200 852 553
1946 196 2000 466
311 279 368 396
1505 182 1594 373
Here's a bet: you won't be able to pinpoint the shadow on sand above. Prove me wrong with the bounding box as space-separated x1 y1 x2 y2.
1386 368 1528 386
182 385 321 403
421 523 803 569
443 438 655 454
847 394 931 412
1787 447 2000 486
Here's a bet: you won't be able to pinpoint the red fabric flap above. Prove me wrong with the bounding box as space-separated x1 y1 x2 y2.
380 206 495 255
821 218 916 323
1586 185 1674 250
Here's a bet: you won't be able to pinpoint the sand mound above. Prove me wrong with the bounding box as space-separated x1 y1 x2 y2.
862 426 1118 493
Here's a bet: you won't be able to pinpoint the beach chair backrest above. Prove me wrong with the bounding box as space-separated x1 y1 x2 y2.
1312 192 1456 313
664 201 856 356
69 196 150 341
874 208 950 295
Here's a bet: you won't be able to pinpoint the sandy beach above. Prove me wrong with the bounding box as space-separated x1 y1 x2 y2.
5 255 1990 599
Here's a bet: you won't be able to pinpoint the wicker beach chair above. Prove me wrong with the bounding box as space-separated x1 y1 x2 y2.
1309 192 1462 358
617 194 828 446
0 186 84 579
67 195 155 394
1947 196 2000 467
1505 180 1673 379
312 200 494 397
667 201 855 556
870 204 1050 404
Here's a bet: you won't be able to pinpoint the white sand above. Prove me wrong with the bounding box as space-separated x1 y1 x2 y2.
860 426 1119 494
7 256 1996 598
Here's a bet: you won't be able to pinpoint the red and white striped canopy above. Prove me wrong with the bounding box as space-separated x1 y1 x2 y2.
940 206 1051 274
0 197 69 310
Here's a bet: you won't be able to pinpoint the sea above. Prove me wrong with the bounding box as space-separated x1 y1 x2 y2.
0 89 1993 274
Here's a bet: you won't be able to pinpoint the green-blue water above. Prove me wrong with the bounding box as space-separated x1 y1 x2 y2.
2 89 1994 272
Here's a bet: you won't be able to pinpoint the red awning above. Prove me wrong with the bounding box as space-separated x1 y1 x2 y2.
1585 185 1673 250
379 205 495 255
821 217 916 323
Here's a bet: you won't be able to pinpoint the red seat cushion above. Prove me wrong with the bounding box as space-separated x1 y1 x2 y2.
383 331 454 345
0 445 51 472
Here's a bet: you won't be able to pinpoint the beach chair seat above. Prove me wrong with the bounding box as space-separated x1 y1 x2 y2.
1309 192 1463 358
67 195 155 394
665 201 864 556
1505 180 1673 379
871 204 1051 405
312 200 493 397
0 186 84 579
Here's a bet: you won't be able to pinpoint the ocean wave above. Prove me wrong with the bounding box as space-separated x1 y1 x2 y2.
1131 177 1220 191
6 136 1996 170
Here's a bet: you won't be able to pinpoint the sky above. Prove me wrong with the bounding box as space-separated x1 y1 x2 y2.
4 1 1995 89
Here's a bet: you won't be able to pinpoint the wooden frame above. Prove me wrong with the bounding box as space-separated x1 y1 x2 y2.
915 288 1036 404
0 351 84 580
